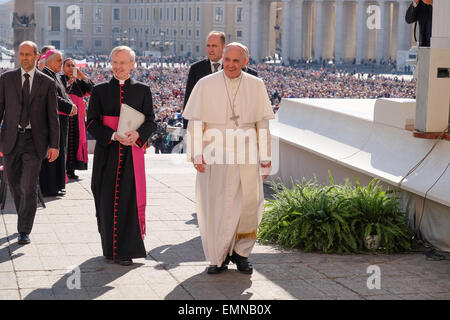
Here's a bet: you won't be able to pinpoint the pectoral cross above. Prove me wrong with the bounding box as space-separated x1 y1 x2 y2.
230 113 240 127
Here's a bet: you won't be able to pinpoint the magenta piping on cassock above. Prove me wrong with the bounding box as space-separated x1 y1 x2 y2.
102 115 147 240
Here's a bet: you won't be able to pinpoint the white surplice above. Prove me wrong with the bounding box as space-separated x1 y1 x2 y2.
183 70 275 266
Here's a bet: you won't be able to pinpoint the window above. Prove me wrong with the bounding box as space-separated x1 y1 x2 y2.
236 7 243 23
236 30 242 38
95 25 103 34
95 40 102 47
173 7 177 21
113 8 120 21
48 6 60 32
214 7 223 23
188 7 192 21
94 7 103 21
196 7 199 22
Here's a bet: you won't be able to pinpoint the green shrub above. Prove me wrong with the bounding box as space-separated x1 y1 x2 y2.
258 173 412 254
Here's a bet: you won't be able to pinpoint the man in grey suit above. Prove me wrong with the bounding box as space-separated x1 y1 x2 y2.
0 41 60 245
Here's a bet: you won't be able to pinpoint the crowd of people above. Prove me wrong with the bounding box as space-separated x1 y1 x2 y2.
78 60 416 132
0 35 419 270
1 54 417 156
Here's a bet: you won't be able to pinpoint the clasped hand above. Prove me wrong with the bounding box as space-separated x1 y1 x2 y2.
115 131 140 146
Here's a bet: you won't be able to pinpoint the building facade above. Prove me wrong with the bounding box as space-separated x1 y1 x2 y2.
0 0 14 47
33 0 414 63
247 0 415 64
34 0 248 57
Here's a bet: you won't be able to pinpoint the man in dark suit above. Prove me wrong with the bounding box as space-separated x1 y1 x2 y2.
183 31 226 129
405 0 433 47
39 50 77 197
0 41 59 245
182 31 259 129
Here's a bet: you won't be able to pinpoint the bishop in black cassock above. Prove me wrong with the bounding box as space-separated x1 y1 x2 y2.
61 59 94 179
39 51 77 197
87 46 156 266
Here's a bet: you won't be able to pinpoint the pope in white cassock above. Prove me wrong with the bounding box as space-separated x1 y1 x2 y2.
183 42 275 274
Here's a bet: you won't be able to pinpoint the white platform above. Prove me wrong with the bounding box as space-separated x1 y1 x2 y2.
270 98 450 251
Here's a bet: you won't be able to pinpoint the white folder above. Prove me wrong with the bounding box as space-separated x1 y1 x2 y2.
116 103 145 138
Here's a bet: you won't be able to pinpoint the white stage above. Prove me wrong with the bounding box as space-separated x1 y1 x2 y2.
270 98 450 252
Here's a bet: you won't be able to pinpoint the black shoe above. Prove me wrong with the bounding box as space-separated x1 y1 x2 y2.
68 173 79 180
18 233 30 245
118 259 133 266
207 264 227 274
230 251 253 274
221 254 232 269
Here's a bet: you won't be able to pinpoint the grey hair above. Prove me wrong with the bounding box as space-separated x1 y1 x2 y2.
110 46 136 62
223 42 248 60
45 50 63 64
19 41 39 55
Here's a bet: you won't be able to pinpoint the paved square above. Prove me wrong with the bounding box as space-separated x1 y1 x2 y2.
0 154 448 300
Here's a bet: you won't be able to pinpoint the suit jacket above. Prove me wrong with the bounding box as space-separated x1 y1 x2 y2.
42 67 74 115
0 68 59 159
182 58 259 128
244 66 258 77
405 1 432 47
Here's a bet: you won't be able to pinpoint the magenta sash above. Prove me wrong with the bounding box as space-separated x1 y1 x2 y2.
69 94 88 165
102 115 147 239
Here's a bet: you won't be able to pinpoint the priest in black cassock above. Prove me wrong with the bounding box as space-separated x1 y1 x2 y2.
87 46 156 266
39 50 78 196
61 58 94 180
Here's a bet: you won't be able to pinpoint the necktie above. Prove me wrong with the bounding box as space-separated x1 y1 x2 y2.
20 73 30 128
213 63 220 73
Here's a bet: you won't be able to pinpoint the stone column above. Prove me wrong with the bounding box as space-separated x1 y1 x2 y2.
13 0 36 67
397 0 411 51
291 0 304 61
242 0 252 48
376 0 386 64
281 0 292 64
250 0 261 62
383 2 391 58
314 0 325 62
334 0 345 63
415 0 450 133
431 0 450 48
355 0 367 64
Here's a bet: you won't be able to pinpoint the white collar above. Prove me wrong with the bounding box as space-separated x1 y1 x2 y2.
210 59 223 66
21 67 36 78
224 71 243 83
114 75 130 85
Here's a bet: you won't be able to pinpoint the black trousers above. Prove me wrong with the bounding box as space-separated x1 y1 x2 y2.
3 131 42 234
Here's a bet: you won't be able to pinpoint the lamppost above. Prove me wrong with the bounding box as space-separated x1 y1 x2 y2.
151 31 173 75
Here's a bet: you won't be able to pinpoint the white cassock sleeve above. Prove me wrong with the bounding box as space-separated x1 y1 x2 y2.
256 119 271 162
186 119 204 163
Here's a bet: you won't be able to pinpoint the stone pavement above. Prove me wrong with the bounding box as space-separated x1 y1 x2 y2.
0 154 449 300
